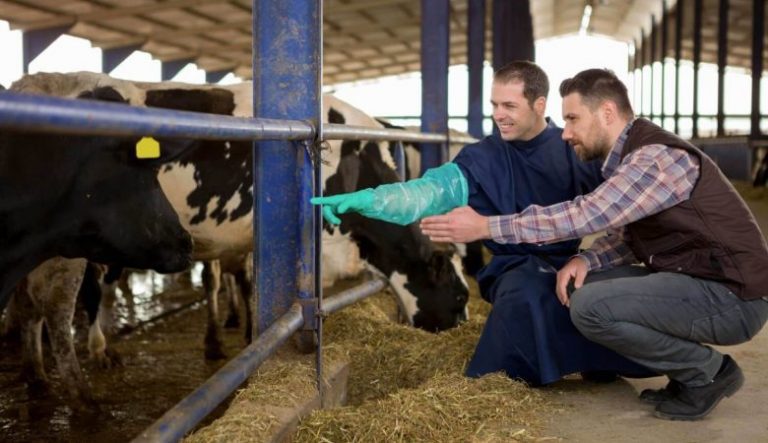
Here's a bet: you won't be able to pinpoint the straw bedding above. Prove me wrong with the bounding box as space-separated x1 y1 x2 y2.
187 275 555 442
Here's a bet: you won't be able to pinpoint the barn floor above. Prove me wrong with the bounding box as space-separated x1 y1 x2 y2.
2 181 768 442
0 274 245 442
540 181 768 443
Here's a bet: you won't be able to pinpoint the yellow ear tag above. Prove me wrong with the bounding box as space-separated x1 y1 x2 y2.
136 137 161 159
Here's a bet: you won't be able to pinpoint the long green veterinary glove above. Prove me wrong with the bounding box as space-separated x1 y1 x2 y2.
311 189 375 225
311 162 468 226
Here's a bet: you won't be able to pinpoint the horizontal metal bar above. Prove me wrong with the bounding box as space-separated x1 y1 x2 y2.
0 92 315 141
0 92 480 146
448 134 480 145
321 278 387 315
323 123 451 143
643 113 762 119
376 114 493 120
132 303 304 443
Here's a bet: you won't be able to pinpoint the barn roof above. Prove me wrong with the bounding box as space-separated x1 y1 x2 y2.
0 0 763 84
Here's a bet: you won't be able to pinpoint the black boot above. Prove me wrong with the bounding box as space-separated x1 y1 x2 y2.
638 379 683 404
654 355 744 421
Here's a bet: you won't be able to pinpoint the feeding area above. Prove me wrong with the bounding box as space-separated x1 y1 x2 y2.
187 279 554 442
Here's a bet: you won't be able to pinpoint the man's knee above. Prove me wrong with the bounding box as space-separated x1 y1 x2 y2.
569 285 605 337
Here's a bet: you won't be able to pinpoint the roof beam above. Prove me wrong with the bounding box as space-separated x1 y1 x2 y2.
14 0 234 31
325 0 413 13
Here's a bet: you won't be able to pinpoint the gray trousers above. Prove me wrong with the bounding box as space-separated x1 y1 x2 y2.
570 266 768 386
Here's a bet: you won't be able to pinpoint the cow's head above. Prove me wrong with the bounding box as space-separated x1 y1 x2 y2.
324 139 469 332
0 86 194 308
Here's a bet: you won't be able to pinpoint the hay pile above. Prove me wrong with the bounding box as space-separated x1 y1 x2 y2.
295 372 543 442
293 284 551 442
186 349 324 443
188 277 554 442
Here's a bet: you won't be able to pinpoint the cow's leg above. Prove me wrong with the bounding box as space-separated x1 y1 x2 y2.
203 260 226 359
234 268 253 344
80 263 118 368
37 259 95 407
172 268 194 291
91 277 123 369
223 273 240 329
114 268 133 311
18 286 48 393
1 293 21 342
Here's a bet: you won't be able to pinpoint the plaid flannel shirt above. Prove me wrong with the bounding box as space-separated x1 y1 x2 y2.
488 120 700 271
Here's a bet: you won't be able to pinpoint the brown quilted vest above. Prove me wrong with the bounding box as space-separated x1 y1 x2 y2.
622 118 768 300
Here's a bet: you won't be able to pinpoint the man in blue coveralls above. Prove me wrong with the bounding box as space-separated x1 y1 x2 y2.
313 61 653 386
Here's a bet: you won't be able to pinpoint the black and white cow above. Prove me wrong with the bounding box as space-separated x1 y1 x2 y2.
11 72 469 363
0 87 198 407
0 91 194 310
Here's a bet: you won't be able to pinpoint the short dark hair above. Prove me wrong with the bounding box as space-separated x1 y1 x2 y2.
493 61 549 107
559 69 634 118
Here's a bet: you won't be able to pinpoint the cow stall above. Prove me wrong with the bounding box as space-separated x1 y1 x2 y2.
0 1 556 441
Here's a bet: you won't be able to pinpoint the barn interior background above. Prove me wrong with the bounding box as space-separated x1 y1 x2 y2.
0 0 766 442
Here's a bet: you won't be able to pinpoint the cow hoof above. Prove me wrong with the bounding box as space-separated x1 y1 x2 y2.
91 348 124 369
205 347 227 360
25 378 51 397
71 397 102 416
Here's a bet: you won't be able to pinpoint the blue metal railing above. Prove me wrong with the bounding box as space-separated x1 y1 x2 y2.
0 91 314 141
0 88 476 442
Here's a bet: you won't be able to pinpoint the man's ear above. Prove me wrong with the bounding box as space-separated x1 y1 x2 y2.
534 96 546 116
600 100 617 125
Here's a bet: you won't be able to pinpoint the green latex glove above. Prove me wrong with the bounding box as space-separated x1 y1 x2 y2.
311 189 375 225
311 162 468 226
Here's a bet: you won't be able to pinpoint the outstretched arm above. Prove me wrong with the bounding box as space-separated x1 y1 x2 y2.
311 162 468 226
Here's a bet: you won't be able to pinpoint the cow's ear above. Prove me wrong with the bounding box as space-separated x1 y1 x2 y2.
427 251 454 286
132 137 199 166
325 145 362 195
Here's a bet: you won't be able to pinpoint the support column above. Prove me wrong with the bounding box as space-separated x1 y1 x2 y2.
205 69 232 84
467 0 486 139
253 0 320 335
675 0 684 134
161 58 195 81
492 0 534 69
420 0 450 173
641 28 647 118
651 14 657 122
751 0 765 137
102 44 143 73
661 1 669 127
692 0 702 138
717 0 729 137
22 26 70 73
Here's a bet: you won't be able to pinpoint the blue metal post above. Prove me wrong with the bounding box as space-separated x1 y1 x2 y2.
492 0 534 69
253 0 320 335
420 0 450 174
22 26 70 73
467 0 486 139
102 44 142 73
393 141 407 180
751 0 765 137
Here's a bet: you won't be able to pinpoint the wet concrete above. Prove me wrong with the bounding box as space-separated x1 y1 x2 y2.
0 269 248 442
